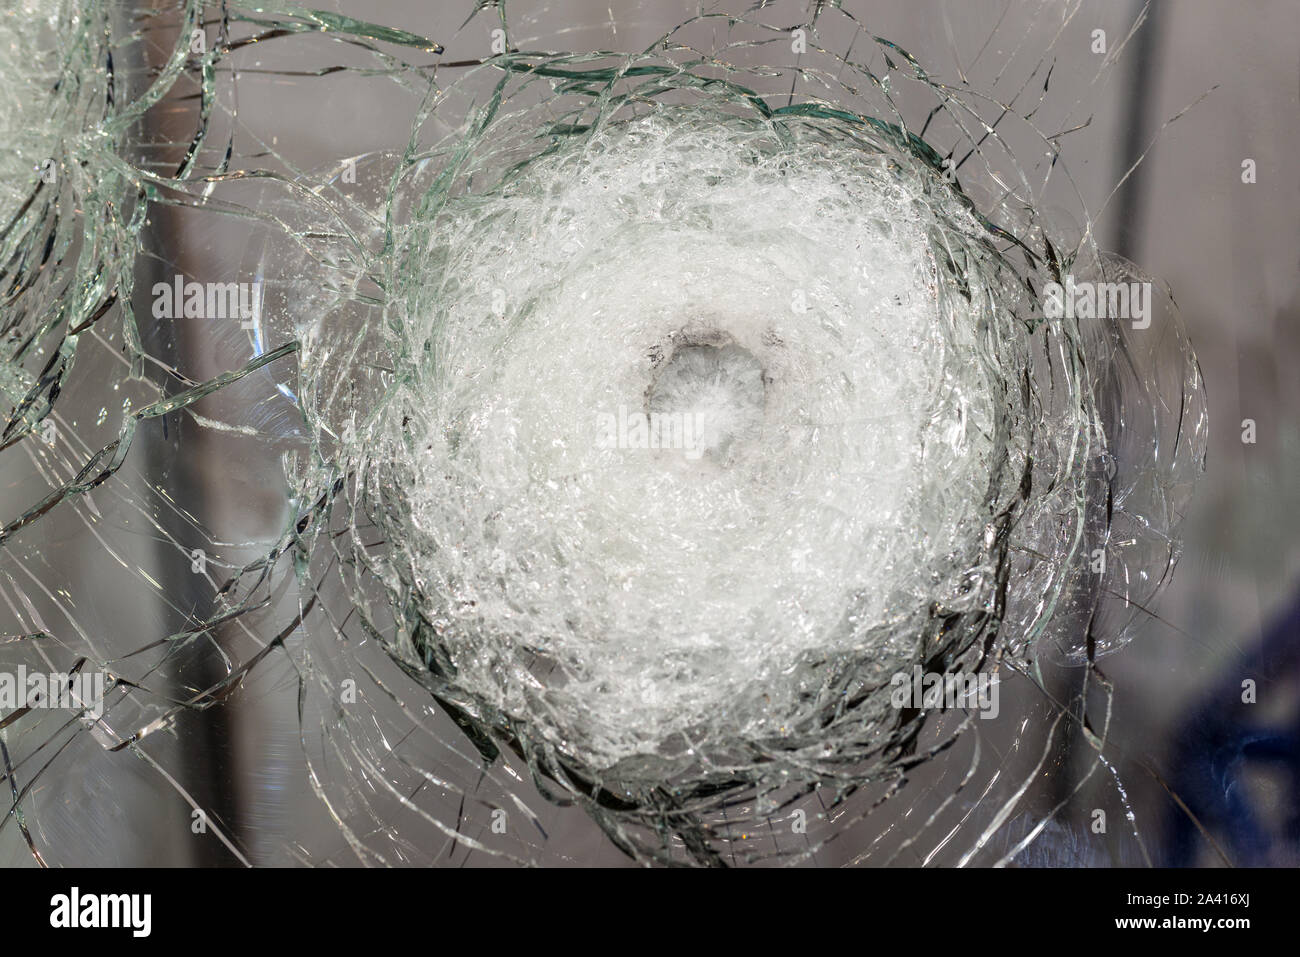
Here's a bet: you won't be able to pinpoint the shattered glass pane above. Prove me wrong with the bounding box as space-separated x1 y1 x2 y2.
0 0 1294 869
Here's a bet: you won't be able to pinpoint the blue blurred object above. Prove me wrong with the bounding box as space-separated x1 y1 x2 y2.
1167 586 1300 866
